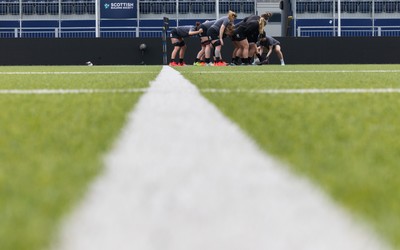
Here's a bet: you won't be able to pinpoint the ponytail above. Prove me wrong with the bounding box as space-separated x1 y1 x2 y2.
259 17 266 34
228 10 237 21
261 12 273 21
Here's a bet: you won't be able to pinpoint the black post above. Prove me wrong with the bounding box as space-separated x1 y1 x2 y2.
162 17 169 65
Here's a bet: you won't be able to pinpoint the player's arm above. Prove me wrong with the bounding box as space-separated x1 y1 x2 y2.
188 28 203 36
265 45 273 59
219 24 225 46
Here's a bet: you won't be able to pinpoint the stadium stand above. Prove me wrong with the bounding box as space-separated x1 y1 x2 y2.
36 0 48 15
75 0 87 15
291 0 400 36
9 0 20 15
0 0 258 38
48 0 59 15
178 1 190 14
2 0 399 38
62 0 74 15
204 1 216 13
191 1 203 14
0 0 7 15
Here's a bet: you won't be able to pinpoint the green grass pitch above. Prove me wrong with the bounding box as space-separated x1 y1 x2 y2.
177 64 400 249
1 65 400 249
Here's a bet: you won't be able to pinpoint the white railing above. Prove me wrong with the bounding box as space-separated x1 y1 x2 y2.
0 26 165 38
297 25 400 37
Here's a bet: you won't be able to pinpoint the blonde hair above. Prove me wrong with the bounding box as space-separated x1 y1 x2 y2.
261 12 273 20
228 10 237 21
259 17 267 34
225 23 235 37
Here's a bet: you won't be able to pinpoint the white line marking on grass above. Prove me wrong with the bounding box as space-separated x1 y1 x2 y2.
201 88 400 94
0 71 158 75
192 70 400 74
53 66 390 250
3 88 399 95
0 88 148 95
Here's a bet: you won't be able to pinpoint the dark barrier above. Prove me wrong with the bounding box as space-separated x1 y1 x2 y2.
0 37 399 65
180 37 400 65
0 38 163 66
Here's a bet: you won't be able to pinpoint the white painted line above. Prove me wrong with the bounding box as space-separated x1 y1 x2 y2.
201 88 400 94
0 88 148 95
191 70 400 73
0 71 158 75
53 66 390 250
3 88 399 95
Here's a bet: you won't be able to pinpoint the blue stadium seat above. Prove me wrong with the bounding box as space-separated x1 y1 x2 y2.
243 1 255 14
191 2 203 14
22 0 35 15
334 1 347 12
35 0 47 15
374 0 384 12
152 2 163 14
62 0 74 14
319 1 332 13
139 2 151 14
229 1 241 13
9 0 20 15
203 1 215 13
0 0 7 15
164 2 176 14
346 1 358 13
358 1 371 12
296 1 307 13
48 0 59 15
178 2 190 14
86 0 95 14
306 1 318 13
219 1 229 13
75 0 86 14
384 0 397 12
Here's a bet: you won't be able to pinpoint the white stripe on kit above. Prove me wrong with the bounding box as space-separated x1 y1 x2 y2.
52 66 390 250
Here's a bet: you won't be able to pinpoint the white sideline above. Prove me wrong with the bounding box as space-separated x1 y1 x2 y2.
192 69 400 74
201 88 400 94
53 66 390 250
3 87 400 95
0 71 158 75
0 88 148 95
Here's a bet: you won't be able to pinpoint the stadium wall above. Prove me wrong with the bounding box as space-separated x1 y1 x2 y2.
0 37 399 65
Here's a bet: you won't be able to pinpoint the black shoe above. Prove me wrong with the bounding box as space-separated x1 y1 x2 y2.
257 59 269 65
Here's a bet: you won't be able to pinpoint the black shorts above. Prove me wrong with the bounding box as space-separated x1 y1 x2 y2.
232 31 246 41
247 32 258 43
207 27 219 40
199 24 209 37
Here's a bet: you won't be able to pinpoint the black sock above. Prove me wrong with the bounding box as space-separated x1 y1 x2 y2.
235 56 240 64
